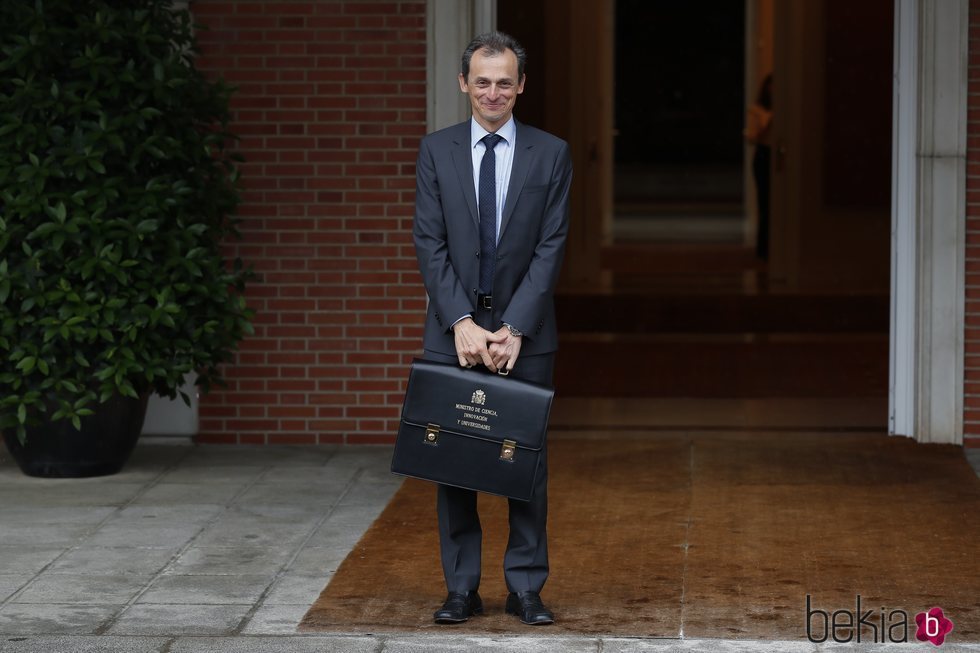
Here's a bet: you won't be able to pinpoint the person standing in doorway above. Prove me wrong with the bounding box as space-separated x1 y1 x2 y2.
746 74 773 261
412 31 572 626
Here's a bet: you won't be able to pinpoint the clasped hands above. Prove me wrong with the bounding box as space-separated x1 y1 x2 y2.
452 317 521 374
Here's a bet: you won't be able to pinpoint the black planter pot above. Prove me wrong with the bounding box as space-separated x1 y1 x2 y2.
2 393 150 478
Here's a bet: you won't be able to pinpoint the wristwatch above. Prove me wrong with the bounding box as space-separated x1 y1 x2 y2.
504 323 523 338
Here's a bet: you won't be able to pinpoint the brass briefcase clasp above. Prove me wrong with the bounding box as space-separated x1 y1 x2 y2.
500 439 517 462
424 423 440 445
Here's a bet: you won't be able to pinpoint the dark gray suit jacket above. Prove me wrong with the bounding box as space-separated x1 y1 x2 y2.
413 119 572 357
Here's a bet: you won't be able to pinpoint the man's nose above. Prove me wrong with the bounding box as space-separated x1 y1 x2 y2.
486 85 500 100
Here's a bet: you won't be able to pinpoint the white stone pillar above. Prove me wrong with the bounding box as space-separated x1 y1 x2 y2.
426 0 495 133
889 0 968 444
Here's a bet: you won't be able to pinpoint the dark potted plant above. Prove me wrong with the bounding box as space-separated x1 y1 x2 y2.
0 0 253 476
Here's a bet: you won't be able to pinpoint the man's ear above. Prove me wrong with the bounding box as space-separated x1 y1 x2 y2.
458 73 468 92
517 74 526 94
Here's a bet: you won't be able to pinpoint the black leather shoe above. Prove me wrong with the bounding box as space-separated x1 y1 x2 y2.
505 590 555 625
433 591 483 623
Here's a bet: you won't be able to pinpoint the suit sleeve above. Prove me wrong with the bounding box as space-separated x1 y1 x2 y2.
413 137 475 332
500 141 572 337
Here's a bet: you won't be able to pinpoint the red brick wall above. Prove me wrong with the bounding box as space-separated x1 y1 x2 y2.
191 0 427 444
968 0 980 447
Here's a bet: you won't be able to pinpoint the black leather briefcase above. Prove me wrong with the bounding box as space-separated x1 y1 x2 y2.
390 359 554 501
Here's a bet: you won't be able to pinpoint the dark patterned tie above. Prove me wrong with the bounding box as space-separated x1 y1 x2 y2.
478 133 502 294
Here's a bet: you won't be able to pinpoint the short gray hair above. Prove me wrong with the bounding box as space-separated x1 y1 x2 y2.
460 31 527 81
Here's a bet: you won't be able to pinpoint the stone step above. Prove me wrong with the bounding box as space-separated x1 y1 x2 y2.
556 293 888 334
554 335 887 398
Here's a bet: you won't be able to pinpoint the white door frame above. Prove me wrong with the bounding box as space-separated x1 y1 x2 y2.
889 0 967 444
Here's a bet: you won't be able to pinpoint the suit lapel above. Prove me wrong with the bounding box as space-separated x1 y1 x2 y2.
499 122 535 242
450 124 479 228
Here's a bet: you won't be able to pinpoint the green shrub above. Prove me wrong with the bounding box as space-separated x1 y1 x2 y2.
0 0 253 442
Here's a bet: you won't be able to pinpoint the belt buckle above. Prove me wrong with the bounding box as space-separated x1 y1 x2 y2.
480 295 493 309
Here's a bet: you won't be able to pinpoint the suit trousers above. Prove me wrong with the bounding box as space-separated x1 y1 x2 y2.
422 308 553 594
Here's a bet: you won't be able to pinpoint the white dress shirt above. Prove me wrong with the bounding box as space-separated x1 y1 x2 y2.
470 116 516 242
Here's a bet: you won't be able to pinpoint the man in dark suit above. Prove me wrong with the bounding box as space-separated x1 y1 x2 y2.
413 31 572 626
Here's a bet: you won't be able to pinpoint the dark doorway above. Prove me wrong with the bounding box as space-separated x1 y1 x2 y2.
496 0 892 412
614 0 745 243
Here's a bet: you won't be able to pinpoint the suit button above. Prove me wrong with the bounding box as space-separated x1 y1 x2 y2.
475 252 480 257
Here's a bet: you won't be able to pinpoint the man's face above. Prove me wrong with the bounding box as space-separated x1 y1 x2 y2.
459 48 525 132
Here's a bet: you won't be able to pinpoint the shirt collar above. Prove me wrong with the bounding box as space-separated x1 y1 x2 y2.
470 116 516 148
